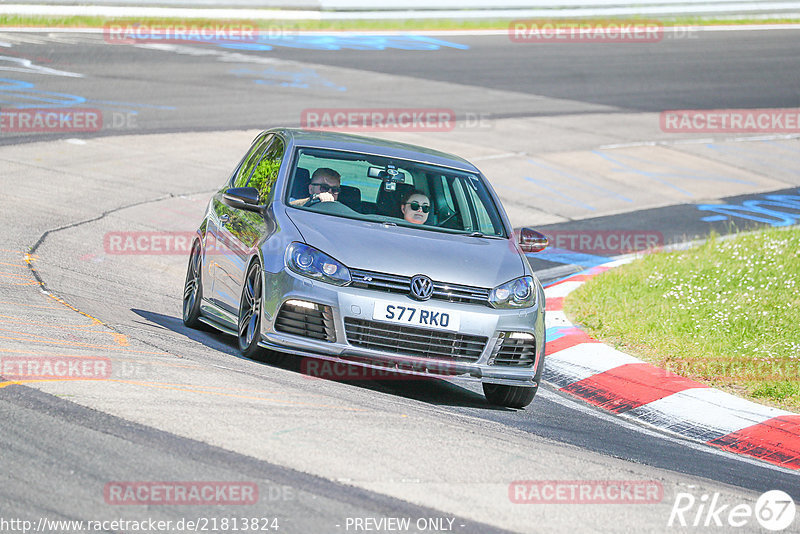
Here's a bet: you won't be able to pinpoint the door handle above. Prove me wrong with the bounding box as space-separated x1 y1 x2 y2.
219 214 230 223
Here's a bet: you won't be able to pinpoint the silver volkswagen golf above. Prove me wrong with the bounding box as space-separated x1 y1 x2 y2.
183 128 548 408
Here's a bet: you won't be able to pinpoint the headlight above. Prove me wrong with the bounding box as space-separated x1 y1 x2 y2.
286 243 351 286
489 276 536 309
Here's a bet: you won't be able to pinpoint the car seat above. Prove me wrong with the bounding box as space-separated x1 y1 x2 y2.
289 167 311 201
376 182 415 218
338 185 362 212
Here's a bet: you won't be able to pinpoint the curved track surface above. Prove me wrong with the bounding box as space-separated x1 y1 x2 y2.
1 28 799 532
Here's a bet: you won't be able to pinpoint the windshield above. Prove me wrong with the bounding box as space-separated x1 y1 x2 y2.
285 147 507 237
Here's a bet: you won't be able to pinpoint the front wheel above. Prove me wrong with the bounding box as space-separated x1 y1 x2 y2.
238 260 265 359
182 241 204 329
483 383 537 408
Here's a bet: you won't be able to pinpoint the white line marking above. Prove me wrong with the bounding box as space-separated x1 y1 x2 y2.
544 280 584 299
2 22 800 34
470 151 525 162
538 387 799 475
548 343 642 379
628 387 794 435
544 310 570 329
599 133 800 149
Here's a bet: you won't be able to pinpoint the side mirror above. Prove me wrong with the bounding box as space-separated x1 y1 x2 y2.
222 187 262 212
518 228 548 253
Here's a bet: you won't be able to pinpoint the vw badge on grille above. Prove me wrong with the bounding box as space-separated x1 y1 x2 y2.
410 275 434 301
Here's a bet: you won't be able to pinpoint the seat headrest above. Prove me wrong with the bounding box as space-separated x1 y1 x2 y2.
338 185 361 210
290 167 311 200
376 182 415 218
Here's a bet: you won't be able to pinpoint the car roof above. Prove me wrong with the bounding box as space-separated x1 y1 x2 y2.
270 128 479 172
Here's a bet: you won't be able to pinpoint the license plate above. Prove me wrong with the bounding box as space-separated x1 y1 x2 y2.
372 300 460 331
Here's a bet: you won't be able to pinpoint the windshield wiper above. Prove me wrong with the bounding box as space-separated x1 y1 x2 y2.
465 231 505 239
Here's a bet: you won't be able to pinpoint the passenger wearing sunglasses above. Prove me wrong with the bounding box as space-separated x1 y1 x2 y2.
290 167 341 207
400 189 431 225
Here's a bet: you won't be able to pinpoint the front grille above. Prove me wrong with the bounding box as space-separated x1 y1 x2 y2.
489 333 537 367
344 317 487 362
350 269 490 306
274 301 335 342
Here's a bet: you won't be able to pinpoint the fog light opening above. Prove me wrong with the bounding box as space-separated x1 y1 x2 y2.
509 332 534 340
285 299 317 310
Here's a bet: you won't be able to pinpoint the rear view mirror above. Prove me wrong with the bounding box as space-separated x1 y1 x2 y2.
222 187 262 212
368 165 406 182
518 228 548 253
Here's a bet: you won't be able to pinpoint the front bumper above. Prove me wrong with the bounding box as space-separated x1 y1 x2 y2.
258 270 546 386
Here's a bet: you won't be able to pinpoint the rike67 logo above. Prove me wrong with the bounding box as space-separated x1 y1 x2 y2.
668 490 796 531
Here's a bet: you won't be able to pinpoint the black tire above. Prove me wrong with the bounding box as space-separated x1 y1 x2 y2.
238 260 266 360
182 241 204 329
483 343 545 408
482 383 537 409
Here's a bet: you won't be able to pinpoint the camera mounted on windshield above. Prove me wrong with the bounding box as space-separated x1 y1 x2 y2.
368 163 406 192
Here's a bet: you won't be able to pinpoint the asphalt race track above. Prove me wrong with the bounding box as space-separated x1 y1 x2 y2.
1 27 800 533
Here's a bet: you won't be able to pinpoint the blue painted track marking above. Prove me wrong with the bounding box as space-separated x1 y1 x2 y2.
765 139 800 154
526 158 633 203
522 176 596 210
696 189 800 226
534 248 610 268
230 67 346 92
216 34 470 52
493 183 585 210
0 78 85 108
592 150 756 198
603 151 757 186
0 78 174 114
546 327 576 342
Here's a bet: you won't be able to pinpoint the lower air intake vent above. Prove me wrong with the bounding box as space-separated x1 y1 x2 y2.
490 332 536 367
275 300 335 342
344 317 486 362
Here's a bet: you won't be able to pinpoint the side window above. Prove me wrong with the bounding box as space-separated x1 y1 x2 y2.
451 179 474 232
247 136 285 202
439 175 455 211
465 181 496 235
233 134 272 188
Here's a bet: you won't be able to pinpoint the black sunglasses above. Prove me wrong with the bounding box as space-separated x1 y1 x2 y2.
311 183 340 194
406 201 430 213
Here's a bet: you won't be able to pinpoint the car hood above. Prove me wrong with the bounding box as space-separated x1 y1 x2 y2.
285 209 525 288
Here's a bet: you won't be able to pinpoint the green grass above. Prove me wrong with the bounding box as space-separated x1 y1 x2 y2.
564 227 800 411
2 15 800 31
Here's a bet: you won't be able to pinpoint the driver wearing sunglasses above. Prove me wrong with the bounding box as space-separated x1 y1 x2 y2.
290 167 341 207
400 189 431 225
